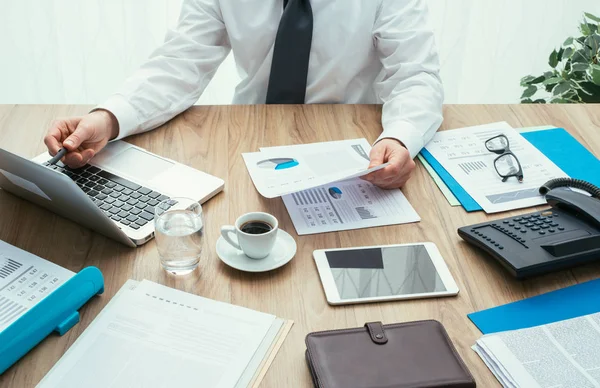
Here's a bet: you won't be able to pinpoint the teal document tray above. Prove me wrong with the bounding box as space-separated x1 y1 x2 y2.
0 266 104 375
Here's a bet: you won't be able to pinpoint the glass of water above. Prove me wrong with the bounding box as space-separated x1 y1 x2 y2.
154 197 204 275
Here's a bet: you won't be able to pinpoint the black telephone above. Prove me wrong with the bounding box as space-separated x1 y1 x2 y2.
458 179 600 279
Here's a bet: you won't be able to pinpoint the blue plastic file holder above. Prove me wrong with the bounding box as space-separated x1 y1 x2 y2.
0 266 104 375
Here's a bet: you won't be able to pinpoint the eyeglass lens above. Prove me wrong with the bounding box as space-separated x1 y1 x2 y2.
494 154 520 177
485 135 509 153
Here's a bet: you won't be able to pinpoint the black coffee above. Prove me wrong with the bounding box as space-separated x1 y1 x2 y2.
241 221 273 235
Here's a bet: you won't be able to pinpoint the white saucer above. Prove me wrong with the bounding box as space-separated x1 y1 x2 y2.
216 230 297 272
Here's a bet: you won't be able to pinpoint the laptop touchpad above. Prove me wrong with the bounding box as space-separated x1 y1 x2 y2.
97 147 174 181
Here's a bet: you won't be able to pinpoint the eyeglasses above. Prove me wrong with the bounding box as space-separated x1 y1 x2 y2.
485 135 524 183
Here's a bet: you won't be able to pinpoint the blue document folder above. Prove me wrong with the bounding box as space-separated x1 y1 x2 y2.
468 279 600 334
0 266 104 375
421 128 600 212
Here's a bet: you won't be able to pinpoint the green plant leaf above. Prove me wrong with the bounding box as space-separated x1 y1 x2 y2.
549 49 559 68
581 23 592 36
564 37 574 46
521 98 534 104
585 35 600 51
542 77 562 85
521 85 538 99
589 64 600 86
572 49 590 63
557 47 565 62
584 12 600 23
531 75 546 84
563 47 575 59
520 75 536 86
553 81 571 96
572 63 590 72
533 99 547 104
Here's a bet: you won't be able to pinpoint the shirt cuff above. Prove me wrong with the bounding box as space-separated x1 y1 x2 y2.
375 121 424 159
91 95 140 141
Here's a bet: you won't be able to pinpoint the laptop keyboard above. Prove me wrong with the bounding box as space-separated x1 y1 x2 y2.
42 162 174 230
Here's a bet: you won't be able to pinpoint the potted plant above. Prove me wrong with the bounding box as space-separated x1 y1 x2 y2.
520 12 600 103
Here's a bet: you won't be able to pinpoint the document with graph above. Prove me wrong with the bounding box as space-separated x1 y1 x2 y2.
281 177 420 235
243 139 388 198
0 240 74 332
424 122 568 213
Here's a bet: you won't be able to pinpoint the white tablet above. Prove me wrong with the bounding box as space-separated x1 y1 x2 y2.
313 243 459 305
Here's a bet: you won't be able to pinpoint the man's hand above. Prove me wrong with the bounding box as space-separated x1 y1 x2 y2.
362 138 416 189
44 110 119 168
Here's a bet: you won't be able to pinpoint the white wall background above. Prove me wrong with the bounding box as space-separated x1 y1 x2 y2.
1 0 599 105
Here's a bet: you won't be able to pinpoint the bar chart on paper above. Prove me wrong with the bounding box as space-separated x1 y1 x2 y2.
282 178 420 235
0 243 74 331
458 161 487 175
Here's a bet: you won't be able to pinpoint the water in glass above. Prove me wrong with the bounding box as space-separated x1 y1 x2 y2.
155 199 203 275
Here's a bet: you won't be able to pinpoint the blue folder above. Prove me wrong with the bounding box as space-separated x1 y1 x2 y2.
0 266 104 375
468 278 600 334
421 128 600 212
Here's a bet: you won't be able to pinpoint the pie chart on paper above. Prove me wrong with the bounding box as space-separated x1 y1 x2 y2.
257 158 299 170
328 187 343 199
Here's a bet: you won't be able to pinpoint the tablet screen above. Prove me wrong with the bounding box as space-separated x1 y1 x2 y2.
325 245 446 300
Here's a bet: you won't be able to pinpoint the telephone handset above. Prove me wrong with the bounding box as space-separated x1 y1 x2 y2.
458 179 600 279
540 178 600 229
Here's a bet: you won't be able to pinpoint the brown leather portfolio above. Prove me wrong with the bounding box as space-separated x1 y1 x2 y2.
305 320 476 388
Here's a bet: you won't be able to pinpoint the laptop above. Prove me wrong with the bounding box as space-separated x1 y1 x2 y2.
0 141 224 247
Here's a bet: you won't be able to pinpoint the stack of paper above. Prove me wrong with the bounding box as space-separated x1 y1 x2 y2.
0 240 74 332
243 139 420 235
422 122 569 213
473 312 600 388
38 280 293 388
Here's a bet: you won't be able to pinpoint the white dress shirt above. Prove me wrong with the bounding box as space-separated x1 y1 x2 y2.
99 0 444 158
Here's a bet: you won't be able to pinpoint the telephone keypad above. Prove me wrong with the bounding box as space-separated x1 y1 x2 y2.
476 211 570 249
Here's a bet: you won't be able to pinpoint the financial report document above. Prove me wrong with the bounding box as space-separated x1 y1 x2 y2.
282 178 420 235
474 312 600 388
243 139 388 198
0 240 73 332
424 122 568 213
38 280 279 388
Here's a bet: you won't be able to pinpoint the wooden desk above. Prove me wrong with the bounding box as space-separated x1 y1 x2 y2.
1 104 599 387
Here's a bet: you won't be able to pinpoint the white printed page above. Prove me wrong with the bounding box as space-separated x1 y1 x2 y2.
475 313 600 388
38 280 276 388
0 240 74 332
282 178 420 235
243 138 387 198
424 122 568 213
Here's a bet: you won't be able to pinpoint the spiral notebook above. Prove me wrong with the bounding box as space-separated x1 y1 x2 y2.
38 280 293 388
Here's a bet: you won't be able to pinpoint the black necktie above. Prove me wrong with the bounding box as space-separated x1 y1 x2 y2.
266 0 313 104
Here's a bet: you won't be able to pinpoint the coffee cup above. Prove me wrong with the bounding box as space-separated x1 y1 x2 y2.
220 212 279 259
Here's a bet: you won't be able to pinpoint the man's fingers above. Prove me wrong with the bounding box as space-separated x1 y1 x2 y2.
368 145 387 169
63 123 93 151
80 149 96 164
43 128 63 156
64 152 88 168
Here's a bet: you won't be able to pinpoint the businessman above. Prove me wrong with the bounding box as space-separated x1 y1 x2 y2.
45 0 443 189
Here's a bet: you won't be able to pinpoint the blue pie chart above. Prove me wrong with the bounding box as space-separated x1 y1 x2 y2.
328 187 343 199
257 158 299 170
